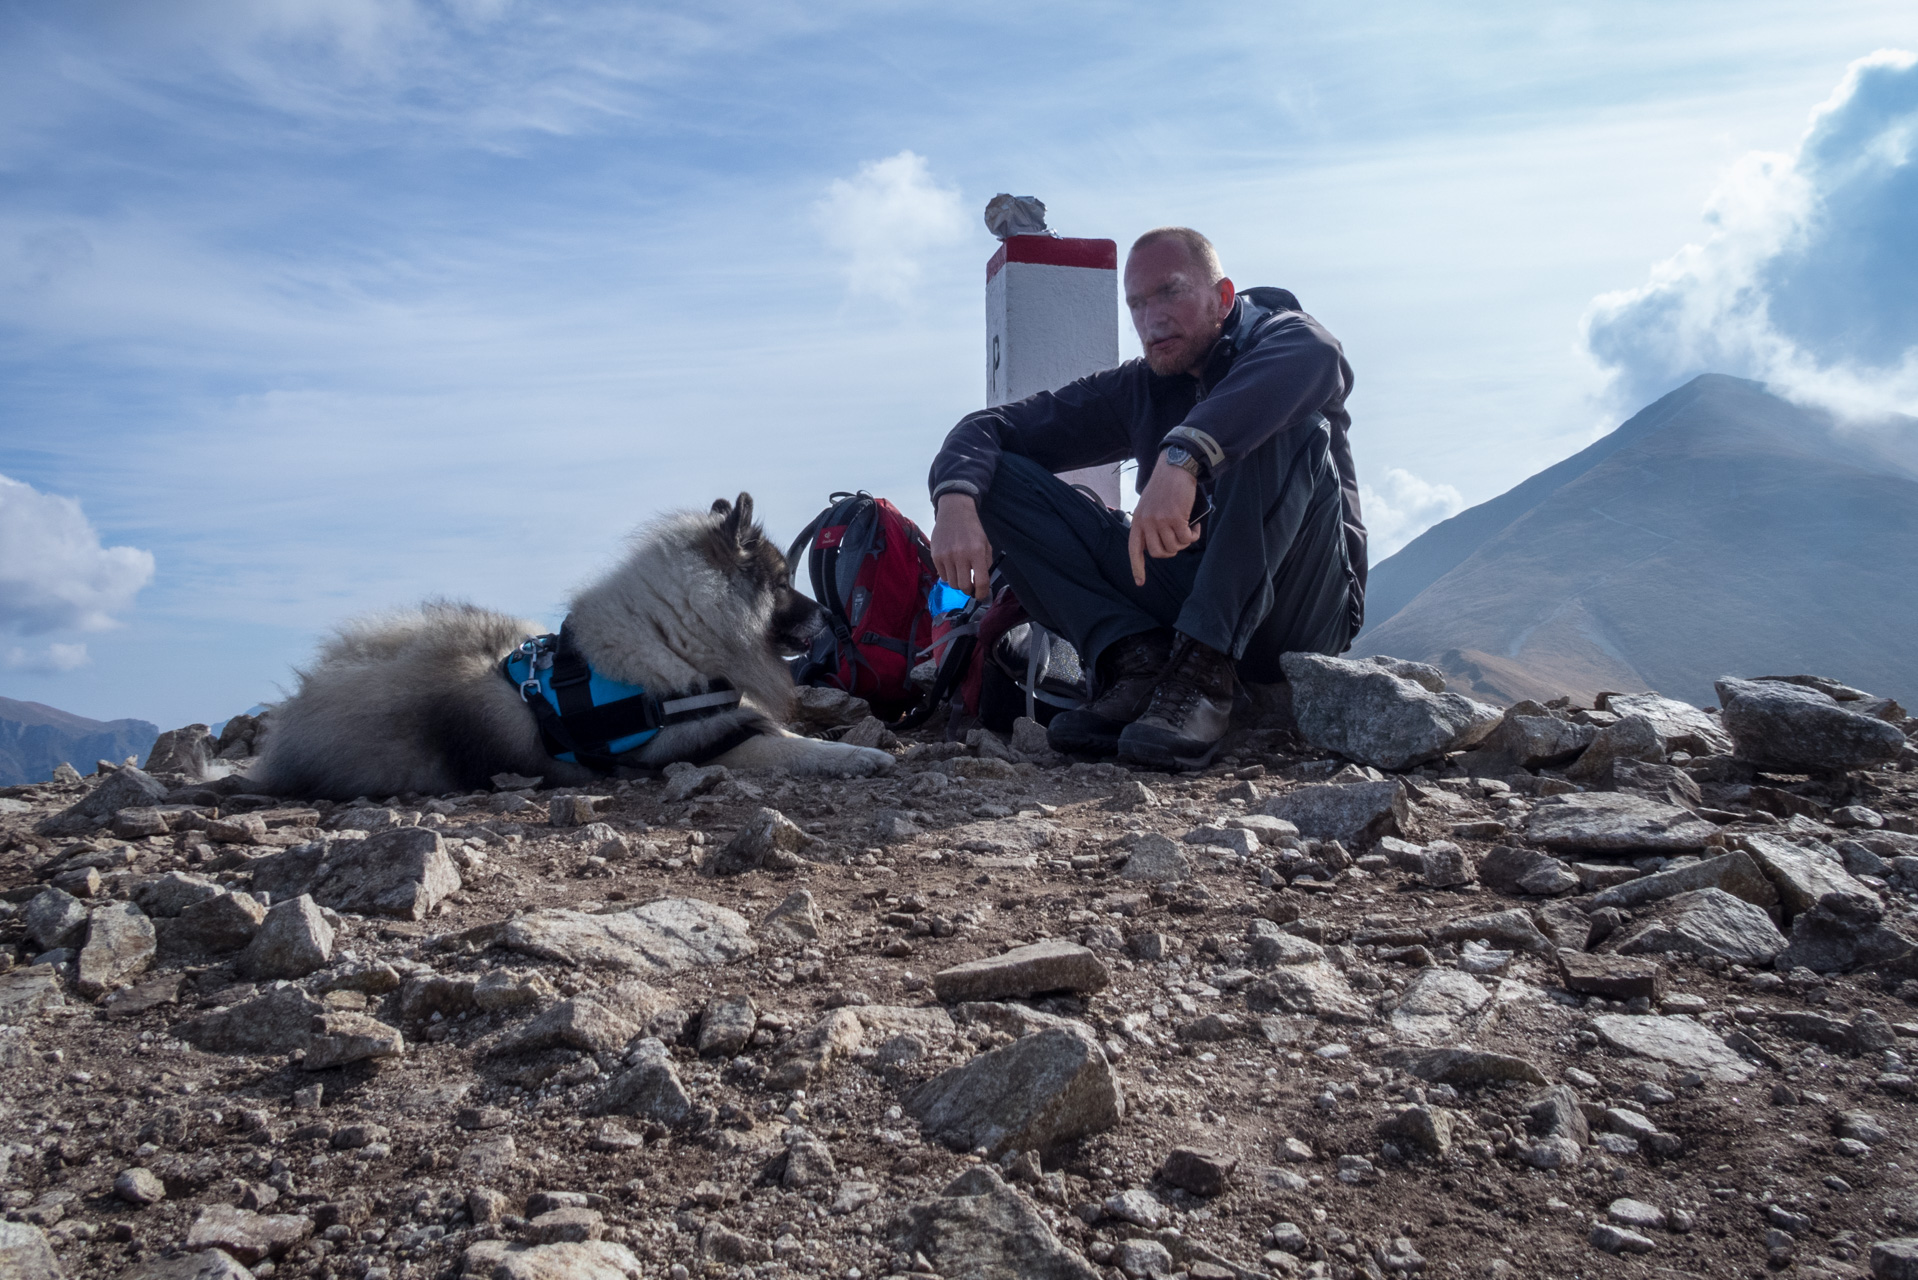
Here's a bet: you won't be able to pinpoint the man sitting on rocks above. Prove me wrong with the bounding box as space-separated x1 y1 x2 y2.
928 226 1367 769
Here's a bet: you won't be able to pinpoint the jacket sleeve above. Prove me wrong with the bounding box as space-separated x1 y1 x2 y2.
1159 312 1350 477
927 366 1136 504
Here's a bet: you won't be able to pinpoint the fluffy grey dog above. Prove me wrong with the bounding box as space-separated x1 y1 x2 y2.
254 495 893 799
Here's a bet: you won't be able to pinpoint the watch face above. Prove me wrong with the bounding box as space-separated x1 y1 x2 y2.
1166 446 1189 463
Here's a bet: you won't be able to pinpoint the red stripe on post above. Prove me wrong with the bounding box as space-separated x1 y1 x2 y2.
986 235 1118 280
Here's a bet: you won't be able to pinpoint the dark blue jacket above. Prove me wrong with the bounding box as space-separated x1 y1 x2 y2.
927 286 1367 613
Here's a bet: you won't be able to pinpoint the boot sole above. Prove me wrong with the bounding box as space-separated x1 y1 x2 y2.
1117 735 1223 772
1045 724 1125 757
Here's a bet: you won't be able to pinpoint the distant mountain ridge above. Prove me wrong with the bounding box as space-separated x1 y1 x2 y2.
0 697 158 787
1356 374 1918 708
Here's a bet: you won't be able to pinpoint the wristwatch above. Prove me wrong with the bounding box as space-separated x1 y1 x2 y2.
1161 444 1206 481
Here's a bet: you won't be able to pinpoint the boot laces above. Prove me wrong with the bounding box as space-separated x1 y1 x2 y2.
1145 638 1218 722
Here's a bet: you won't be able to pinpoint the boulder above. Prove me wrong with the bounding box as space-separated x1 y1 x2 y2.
0 969 65 1017
498 898 754 974
1610 888 1787 967
1774 908 1918 974
1377 1104 1458 1157
238 895 334 980
1715 677 1906 772
121 1251 255 1280
1524 793 1718 854
1592 1013 1755 1083
76 901 156 997
1401 1048 1548 1087
488 998 640 1057
1263 780 1409 847
1281 652 1501 769
1243 962 1375 1023
931 940 1110 1003
144 725 216 778
1389 968 1494 1046
311 827 460 920
592 1054 695 1127
133 871 224 918
1247 918 1325 967
1588 850 1778 911
887 1165 1100 1280
1433 908 1553 953
906 1026 1124 1158
696 996 757 1059
1158 1147 1237 1196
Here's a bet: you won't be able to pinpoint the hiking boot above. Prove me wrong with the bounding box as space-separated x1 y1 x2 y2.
1117 633 1238 770
1046 628 1174 756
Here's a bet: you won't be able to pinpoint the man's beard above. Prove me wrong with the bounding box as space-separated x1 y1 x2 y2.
1143 329 1214 377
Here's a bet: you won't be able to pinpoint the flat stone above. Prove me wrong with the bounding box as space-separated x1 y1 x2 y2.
76 901 156 997
1610 888 1788 967
1478 845 1579 896
0 968 66 1017
101 974 184 1018
701 807 819 875
1263 780 1410 847
1741 834 1882 921
1871 1238 1918 1280
483 1241 643 1280
1390 968 1494 1046
121 1250 257 1280
1590 1222 1656 1255
1433 908 1553 953
132 871 225 918
302 1012 404 1070
456 1134 518 1180
489 998 639 1057
1467 702 1597 770
1603 693 1733 756
932 940 1109 1002
1716 677 1906 773
1159 1147 1237 1197
767 1008 865 1091
1525 793 1719 854
887 1165 1100 1280
758 889 820 943
1244 962 1375 1023
526 1209 604 1245
1247 918 1325 967
1105 1187 1169 1227
0 1223 60 1280
1401 1048 1549 1087
184 1205 313 1264
907 1025 1124 1158
1116 833 1192 883
238 895 334 980
1593 1013 1754 1082
1281 652 1502 770
1590 850 1777 912
1558 951 1664 1001
23 888 90 952
1608 1198 1666 1230
498 898 754 974
311 826 460 920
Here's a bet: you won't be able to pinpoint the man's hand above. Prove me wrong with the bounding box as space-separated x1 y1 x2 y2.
1128 460 1201 586
931 493 995 599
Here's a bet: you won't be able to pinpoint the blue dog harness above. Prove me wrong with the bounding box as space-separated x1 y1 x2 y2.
500 620 747 773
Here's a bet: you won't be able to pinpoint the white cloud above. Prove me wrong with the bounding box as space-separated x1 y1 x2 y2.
5 642 90 673
814 151 968 305
1583 49 1918 420
0 474 155 635
1360 467 1465 558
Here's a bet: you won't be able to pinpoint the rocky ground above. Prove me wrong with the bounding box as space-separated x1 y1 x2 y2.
5 660 1918 1280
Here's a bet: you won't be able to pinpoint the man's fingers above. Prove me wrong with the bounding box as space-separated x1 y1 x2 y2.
1128 522 1147 587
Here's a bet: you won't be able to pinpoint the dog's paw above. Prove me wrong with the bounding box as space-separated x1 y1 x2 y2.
829 745 896 777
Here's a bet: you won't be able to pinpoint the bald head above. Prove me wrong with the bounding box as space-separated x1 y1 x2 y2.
1125 227 1234 377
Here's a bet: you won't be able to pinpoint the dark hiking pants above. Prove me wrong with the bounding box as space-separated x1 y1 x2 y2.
976 418 1356 685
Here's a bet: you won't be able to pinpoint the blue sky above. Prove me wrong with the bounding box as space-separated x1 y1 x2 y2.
3 1 1917 728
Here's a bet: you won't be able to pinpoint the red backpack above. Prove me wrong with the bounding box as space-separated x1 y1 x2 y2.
787 492 977 725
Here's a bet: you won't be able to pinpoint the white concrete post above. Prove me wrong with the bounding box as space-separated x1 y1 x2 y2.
985 234 1123 508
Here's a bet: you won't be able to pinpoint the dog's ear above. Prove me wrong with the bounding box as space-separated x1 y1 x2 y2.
711 497 732 515
715 492 755 553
